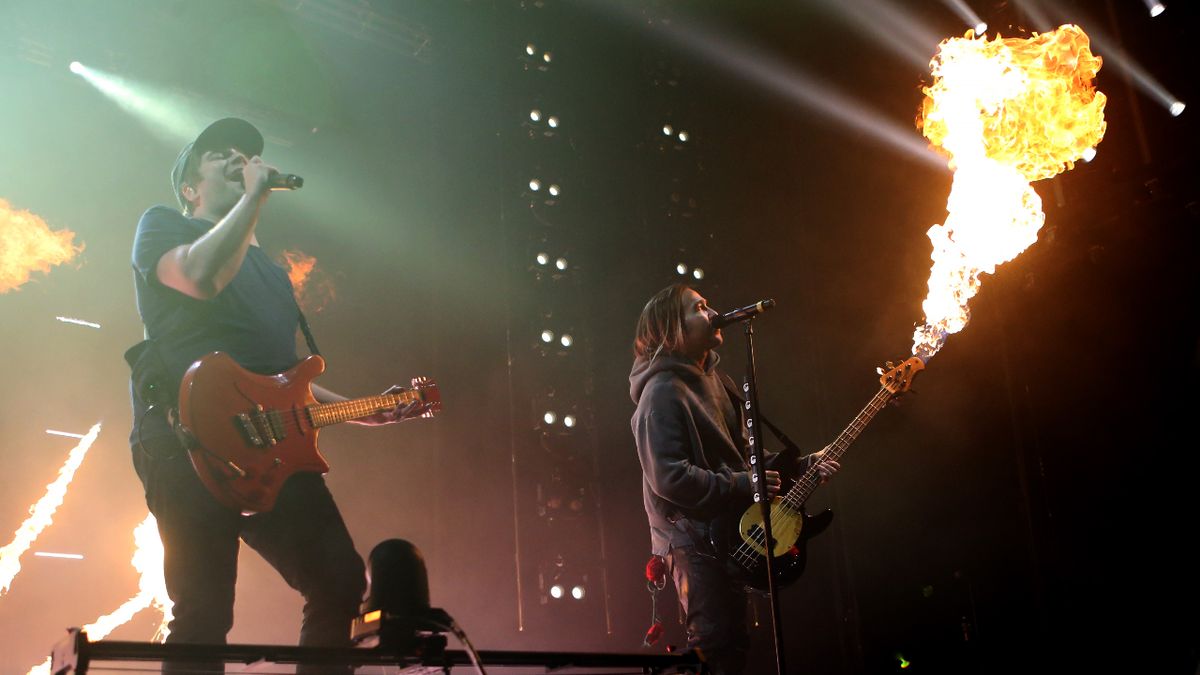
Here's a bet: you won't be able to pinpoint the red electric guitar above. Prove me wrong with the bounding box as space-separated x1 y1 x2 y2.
176 352 441 514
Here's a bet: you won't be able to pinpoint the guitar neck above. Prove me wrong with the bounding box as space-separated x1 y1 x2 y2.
307 391 422 428
781 386 893 509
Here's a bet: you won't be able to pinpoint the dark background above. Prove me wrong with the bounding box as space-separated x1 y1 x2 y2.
0 1 1196 673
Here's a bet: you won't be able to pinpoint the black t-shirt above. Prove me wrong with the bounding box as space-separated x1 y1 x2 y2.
129 205 301 441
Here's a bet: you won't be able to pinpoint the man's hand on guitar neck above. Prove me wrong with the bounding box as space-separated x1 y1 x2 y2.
311 382 434 427
807 445 841 485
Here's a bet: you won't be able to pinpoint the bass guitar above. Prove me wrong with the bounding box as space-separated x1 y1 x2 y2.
709 357 924 591
176 352 441 514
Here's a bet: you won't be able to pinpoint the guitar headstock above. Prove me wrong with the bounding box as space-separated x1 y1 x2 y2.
410 376 442 418
876 357 925 396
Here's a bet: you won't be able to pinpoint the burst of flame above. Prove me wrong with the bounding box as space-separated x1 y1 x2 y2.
279 248 336 312
25 516 173 675
280 248 317 291
912 25 1106 359
1 423 101 596
0 198 83 294
81 515 173 641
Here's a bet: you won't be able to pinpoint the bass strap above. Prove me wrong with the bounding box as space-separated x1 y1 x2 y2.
720 377 802 457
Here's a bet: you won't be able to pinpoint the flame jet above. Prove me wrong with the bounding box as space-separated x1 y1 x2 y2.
1 424 101 596
0 198 82 293
912 25 1107 360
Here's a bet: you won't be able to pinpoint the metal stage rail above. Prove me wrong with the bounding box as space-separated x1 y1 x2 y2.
51 628 705 674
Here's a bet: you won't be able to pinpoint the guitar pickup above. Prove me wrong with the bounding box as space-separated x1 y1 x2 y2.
236 412 266 447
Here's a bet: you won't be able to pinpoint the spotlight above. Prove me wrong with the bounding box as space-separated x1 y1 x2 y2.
541 330 554 343
530 109 542 122
563 414 577 428
974 22 987 35
1169 101 1186 116
536 252 549 265
560 334 573 347
68 61 84 74
542 51 553 63
525 43 537 56
677 131 689 142
555 257 567 270
1081 147 1097 162
662 124 674 136
676 263 688 275
571 585 586 600
547 116 559 128
1149 2 1166 17
548 184 560 197
692 267 704 280
544 411 557 425
529 178 542 191
549 584 564 599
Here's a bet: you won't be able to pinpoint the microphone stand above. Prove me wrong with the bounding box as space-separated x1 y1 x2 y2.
742 318 786 675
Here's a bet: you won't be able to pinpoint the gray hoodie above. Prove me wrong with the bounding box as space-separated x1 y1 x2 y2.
631 350 792 555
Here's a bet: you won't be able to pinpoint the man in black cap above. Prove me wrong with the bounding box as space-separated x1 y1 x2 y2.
128 118 423 673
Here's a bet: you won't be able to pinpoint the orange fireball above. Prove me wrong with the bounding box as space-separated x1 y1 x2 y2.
912 25 1107 359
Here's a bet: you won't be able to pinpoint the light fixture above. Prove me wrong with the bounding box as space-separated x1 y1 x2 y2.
530 109 542 122
974 22 987 35
1081 147 1097 162
692 267 705 280
676 263 688 275
536 252 549 265
563 414 577 428
677 130 689 142
543 51 552 63
525 43 537 56
571 585 586 600
555 257 567 270
547 116 559 128
541 330 554 343
529 178 542 191
560 334 573 347
662 124 674 136
548 184 560 197
549 584 564 599
1170 101 1186 117
543 411 557 425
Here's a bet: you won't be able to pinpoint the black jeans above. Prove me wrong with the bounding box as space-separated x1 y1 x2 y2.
668 545 750 675
134 434 367 674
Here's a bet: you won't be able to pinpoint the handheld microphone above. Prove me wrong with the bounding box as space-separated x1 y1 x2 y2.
268 173 304 190
711 299 776 329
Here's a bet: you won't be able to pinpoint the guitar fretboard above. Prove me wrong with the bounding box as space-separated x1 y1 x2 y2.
780 386 892 511
307 391 422 427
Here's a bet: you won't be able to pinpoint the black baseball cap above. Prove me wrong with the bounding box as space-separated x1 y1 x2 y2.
171 117 265 209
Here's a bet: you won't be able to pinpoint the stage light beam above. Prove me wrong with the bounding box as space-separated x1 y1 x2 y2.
938 0 988 37
67 62 200 144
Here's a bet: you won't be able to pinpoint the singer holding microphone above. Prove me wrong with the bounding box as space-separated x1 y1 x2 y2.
126 118 426 674
630 284 839 675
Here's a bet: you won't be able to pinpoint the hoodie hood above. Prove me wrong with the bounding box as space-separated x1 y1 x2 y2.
629 350 721 404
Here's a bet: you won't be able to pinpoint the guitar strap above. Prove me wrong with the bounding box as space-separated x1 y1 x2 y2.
720 377 803 457
297 308 321 356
